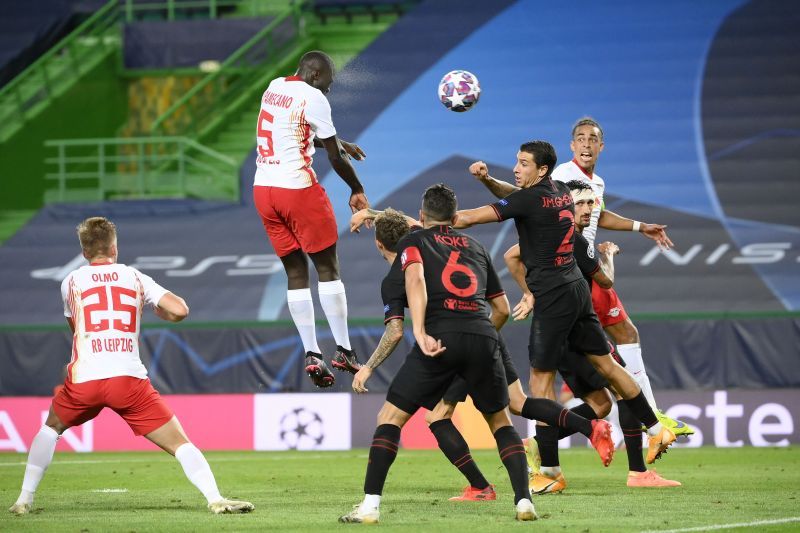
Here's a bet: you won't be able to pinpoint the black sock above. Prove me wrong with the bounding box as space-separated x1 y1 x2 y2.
429 419 490 489
520 398 593 437
620 391 658 429
493 425 531 504
618 401 646 473
364 424 401 495
535 424 560 467
558 403 598 438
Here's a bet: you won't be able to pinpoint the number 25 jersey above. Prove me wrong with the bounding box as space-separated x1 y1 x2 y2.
60 263 169 384
397 225 505 337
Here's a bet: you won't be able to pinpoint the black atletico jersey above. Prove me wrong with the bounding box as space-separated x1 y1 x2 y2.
381 252 407 324
491 178 583 297
395 225 504 336
573 231 601 287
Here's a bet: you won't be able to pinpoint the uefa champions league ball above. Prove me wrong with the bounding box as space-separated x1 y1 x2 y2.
438 70 481 112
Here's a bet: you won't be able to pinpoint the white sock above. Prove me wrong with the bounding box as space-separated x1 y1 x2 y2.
175 443 223 504
604 401 624 449
647 422 664 437
16 426 60 505
318 280 351 350
287 288 321 354
540 466 561 477
618 343 658 409
362 494 381 510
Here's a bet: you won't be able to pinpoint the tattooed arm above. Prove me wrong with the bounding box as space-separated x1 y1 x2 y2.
351 319 404 393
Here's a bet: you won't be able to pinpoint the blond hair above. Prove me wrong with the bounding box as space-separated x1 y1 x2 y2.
77 217 117 259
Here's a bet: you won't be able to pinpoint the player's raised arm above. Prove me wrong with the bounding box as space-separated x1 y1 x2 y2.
598 209 673 250
351 318 403 393
469 161 520 199
319 135 370 213
593 241 618 289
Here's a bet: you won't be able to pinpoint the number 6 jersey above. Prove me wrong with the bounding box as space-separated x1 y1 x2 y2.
396 225 504 337
60 263 169 383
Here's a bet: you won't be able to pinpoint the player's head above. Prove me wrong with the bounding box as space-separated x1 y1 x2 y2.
374 208 410 260
297 50 335 94
570 116 604 173
420 183 457 225
515 140 557 188
565 180 595 229
77 216 118 261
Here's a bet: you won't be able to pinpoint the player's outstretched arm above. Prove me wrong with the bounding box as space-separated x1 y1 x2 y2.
352 319 404 393
314 137 366 161
598 210 674 250
319 135 369 213
350 208 420 233
593 241 619 289
404 263 445 357
153 292 189 322
488 294 510 331
452 205 500 229
469 161 519 199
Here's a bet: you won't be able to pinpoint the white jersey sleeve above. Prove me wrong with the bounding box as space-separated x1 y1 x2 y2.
305 90 336 140
61 275 73 318
132 268 170 307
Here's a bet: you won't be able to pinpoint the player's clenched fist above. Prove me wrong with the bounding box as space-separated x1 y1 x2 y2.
469 161 489 180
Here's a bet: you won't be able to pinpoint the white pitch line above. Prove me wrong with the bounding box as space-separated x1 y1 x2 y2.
641 516 800 533
91 489 128 493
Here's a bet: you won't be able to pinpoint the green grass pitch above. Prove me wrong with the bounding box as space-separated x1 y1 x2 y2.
1 447 799 532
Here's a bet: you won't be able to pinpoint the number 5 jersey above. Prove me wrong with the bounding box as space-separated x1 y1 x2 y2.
60 263 169 383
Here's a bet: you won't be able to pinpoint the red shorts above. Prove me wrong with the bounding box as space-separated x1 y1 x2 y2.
253 183 339 257
52 376 173 436
591 284 628 328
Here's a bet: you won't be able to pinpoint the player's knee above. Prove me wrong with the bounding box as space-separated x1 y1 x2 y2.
586 394 612 418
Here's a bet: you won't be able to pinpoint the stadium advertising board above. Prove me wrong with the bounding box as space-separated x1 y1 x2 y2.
1 390 797 453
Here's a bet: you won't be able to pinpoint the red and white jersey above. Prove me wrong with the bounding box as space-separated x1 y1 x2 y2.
253 76 337 189
60 262 169 384
552 159 606 208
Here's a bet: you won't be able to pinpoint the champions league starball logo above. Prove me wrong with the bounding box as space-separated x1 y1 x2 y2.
279 407 325 450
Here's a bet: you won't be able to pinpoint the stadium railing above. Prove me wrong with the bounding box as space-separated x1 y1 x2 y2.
149 1 307 138
0 0 119 143
44 137 239 202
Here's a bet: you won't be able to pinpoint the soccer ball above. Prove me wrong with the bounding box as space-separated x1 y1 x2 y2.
438 70 481 112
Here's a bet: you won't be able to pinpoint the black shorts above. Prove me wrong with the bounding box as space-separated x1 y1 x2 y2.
387 331 509 415
559 334 625 399
442 333 518 404
529 279 609 371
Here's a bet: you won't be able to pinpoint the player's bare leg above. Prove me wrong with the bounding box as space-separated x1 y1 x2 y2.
281 250 335 387
341 402 413 524
9 406 67 515
483 409 536 521
146 417 253 514
587 354 676 463
310 244 362 374
425 401 495 501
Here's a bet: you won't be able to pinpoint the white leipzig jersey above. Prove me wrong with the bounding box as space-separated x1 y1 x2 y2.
552 159 606 208
60 263 169 384
253 76 337 189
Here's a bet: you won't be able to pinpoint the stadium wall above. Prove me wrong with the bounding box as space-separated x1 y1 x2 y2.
1 389 797 453
1 316 799 397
